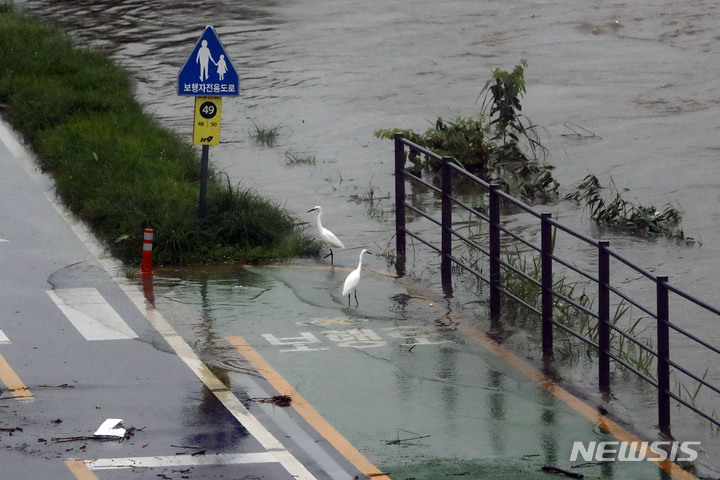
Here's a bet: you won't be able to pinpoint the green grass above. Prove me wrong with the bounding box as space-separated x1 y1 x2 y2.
250 122 281 147
0 6 320 266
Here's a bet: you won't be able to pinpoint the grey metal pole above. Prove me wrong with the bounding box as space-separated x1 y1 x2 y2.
198 144 209 220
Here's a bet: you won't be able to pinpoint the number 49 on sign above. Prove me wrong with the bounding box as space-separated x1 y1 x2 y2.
193 96 222 145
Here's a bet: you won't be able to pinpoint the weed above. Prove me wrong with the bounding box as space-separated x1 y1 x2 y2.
478 59 549 164
284 149 316 166
350 179 390 220
250 122 281 147
565 174 694 242
676 367 710 406
374 60 557 201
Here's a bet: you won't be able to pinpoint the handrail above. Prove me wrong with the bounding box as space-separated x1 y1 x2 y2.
393 133 720 435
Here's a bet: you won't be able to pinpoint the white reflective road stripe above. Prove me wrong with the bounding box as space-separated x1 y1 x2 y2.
0 121 25 158
0 329 9 344
32 150 321 479
47 288 138 341
87 452 278 470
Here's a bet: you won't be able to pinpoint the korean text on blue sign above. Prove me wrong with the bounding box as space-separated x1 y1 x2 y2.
178 26 239 96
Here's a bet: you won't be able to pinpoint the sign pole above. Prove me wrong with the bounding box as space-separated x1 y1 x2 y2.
198 144 209 220
177 26 239 222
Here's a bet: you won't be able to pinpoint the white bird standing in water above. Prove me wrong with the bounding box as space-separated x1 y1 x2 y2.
307 206 344 264
342 249 371 307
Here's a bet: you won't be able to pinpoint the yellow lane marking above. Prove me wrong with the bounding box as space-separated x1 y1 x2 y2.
0 352 33 401
226 335 391 480
456 322 699 480
65 460 100 480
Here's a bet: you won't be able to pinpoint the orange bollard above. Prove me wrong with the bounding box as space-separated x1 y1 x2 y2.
141 228 153 275
142 273 155 308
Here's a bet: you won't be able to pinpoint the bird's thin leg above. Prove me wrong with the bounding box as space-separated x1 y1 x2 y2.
354 290 358 307
323 248 334 264
347 293 351 307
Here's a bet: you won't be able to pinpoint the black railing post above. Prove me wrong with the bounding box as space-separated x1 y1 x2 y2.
394 133 406 277
440 157 453 294
656 275 671 436
598 240 611 392
489 184 501 322
541 213 553 357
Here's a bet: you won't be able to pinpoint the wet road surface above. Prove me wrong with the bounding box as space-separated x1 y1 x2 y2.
0 120 371 480
11 1 720 472
1 119 707 479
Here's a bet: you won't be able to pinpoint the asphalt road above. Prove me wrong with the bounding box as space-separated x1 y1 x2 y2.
0 119 372 480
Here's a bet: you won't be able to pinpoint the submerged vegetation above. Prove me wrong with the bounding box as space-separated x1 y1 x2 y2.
375 60 558 202
250 122 281 147
376 60 692 241
565 174 694 243
0 7 319 266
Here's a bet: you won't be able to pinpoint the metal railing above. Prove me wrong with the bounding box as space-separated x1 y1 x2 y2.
393 133 720 435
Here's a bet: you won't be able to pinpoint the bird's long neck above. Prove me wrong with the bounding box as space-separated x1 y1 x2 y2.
356 251 365 271
315 211 323 229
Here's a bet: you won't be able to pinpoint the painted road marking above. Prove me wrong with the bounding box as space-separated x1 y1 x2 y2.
9 119 372 480
262 325 450 352
0 329 9 344
0 121 26 158
227 335 391 480
47 288 138 341
455 321 700 480
0 352 33 401
39 178 328 480
69 452 278 472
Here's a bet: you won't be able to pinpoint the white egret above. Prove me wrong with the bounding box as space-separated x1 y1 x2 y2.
307 206 344 264
342 249 371 307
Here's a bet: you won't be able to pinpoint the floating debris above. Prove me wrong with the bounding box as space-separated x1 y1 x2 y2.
0 427 22 434
251 395 292 407
541 466 584 479
385 429 431 445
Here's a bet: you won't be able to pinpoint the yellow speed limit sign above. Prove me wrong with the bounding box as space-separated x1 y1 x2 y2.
193 96 222 145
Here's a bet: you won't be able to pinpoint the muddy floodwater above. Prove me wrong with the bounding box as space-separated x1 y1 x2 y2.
13 0 720 475
14 0 720 291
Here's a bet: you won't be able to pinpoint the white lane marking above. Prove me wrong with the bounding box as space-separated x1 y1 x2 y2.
0 121 26 158
0 330 9 344
86 452 278 470
15 121 320 479
47 288 138 341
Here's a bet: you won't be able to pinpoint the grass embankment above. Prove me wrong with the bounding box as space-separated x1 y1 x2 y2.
0 5 319 266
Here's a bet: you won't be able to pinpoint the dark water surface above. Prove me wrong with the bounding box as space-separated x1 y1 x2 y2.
13 0 720 474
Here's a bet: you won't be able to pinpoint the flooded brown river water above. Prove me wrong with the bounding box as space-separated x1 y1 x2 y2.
15 0 720 286
13 0 720 474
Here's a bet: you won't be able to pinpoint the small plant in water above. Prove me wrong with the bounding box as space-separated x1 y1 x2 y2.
250 122 281 147
374 60 557 202
284 149 316 166
565 174 694 243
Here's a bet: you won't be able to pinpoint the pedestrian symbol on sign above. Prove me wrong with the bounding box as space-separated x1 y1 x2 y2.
178 26 239 96
196 40 213 82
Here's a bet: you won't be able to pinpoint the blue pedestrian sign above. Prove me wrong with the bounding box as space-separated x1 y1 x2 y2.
178 26 239 96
